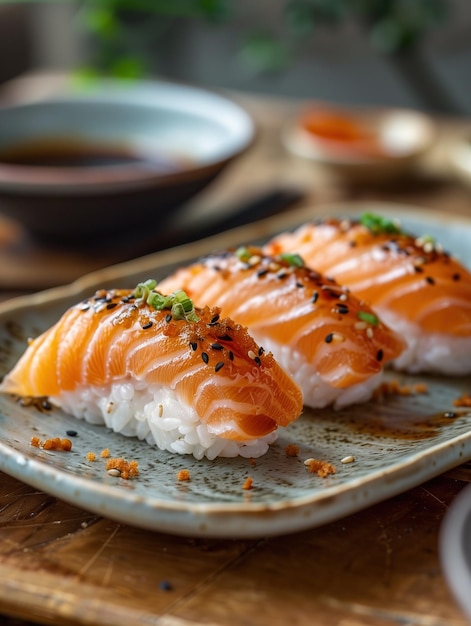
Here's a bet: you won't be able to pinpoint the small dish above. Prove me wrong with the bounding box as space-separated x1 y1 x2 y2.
440 483 471 620
0 78 255 242
447 132 471 186
283 103 436 183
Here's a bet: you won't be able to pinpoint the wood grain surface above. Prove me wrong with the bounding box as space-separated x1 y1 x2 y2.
0 73 471 625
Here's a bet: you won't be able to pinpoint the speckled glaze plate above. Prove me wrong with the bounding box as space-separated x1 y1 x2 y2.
0 202 470 539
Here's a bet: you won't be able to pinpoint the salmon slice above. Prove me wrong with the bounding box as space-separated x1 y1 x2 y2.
0 286 303 443
159 247 405 408
264 214 471 374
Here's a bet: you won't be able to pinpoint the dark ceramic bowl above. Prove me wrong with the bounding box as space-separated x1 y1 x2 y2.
0 79 255 242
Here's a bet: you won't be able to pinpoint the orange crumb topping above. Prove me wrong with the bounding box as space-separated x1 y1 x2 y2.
106 458 139 479
100 448 110 458
305 459 336 478
374 379 428 400
243 476 253 490
249 458 257 467
177 469 191 482
454 393 471 408
86 452 96 462
285 444 300 457
31 436 72 451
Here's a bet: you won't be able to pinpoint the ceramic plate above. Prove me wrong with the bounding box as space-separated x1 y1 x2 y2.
0 203 470 538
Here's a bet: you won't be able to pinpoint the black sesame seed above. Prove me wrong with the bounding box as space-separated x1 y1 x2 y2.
211 342 223 350
325 333 334 344
159 580 172 591
277 271 287 280
106 302 118 310
452 273 461 281
414 265 424 273
165 314 172 323
312 291 319 304
258 346 264 356
209 314 220 325
377 349 384 362
254 356 261 365
295 281 304 288
141 321 153 329
257 268 269 278
425 276 435 285
201 352 209 364
66 430 78 437
215 361 224 372
228 350 234 361
190 341 197 351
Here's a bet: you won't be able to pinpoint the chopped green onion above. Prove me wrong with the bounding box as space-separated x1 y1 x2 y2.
235 246 253 262
357 310 379 326
279 252 305 268
359 212 403 235
133 281 199 322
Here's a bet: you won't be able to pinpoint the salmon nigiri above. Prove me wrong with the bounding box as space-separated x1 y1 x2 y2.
0 284 303 459
264 213 471 375
158 247 405 409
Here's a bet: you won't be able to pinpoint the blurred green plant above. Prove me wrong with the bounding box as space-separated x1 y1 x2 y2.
70 0 457 112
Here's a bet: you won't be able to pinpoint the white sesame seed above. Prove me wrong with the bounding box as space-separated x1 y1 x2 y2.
341 455 355 464
366 327 374 339
303 458 315 466
248 255 261 266
107 468 121 477
106 401 114 414
339 293 348 301
354 321 367 330
158 403 164 417
268 262 281 272
248 350 257 360
331 332 345 343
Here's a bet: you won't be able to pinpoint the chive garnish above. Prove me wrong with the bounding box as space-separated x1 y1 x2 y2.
357 310 379 326
359 212 403 235
279 252 305 268
133 280 200 322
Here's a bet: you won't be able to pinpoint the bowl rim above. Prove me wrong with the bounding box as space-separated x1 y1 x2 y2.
0 78 256 194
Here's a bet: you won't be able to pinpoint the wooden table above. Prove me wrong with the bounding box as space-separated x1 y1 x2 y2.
0 74 471 626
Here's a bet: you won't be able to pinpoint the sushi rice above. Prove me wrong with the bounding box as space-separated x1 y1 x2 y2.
54 380 277 460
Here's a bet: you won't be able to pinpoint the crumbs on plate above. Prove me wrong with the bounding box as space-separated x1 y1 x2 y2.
304 458 336 478
373 379 428 399
177 469 191 482
243 476 254 490
285 443 300 457
30 436 72 451
453 392 471 408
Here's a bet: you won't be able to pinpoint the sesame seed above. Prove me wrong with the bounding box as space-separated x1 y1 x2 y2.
377 349 384 362
211 342 223 350
190 341 197 351
201 352 209 364
452 273 461 281
141 321 153 329
339 293 348 301
66 430 78 437
248 254 261 266
248 350 257 360
158 403 164 417
107 468 121 477
366 327 374 339
215 361 224 372
228 350 234 361
254 356 262 365
325 333 334 344
257 268 269 278
268 262 280 272
258 346 264 356
165 314 172 322
312 291 319 303
79 303 90 311
354 321 367 330
341 455 355 464
209 314 220 325
425 276 435 285
106 302 118 310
